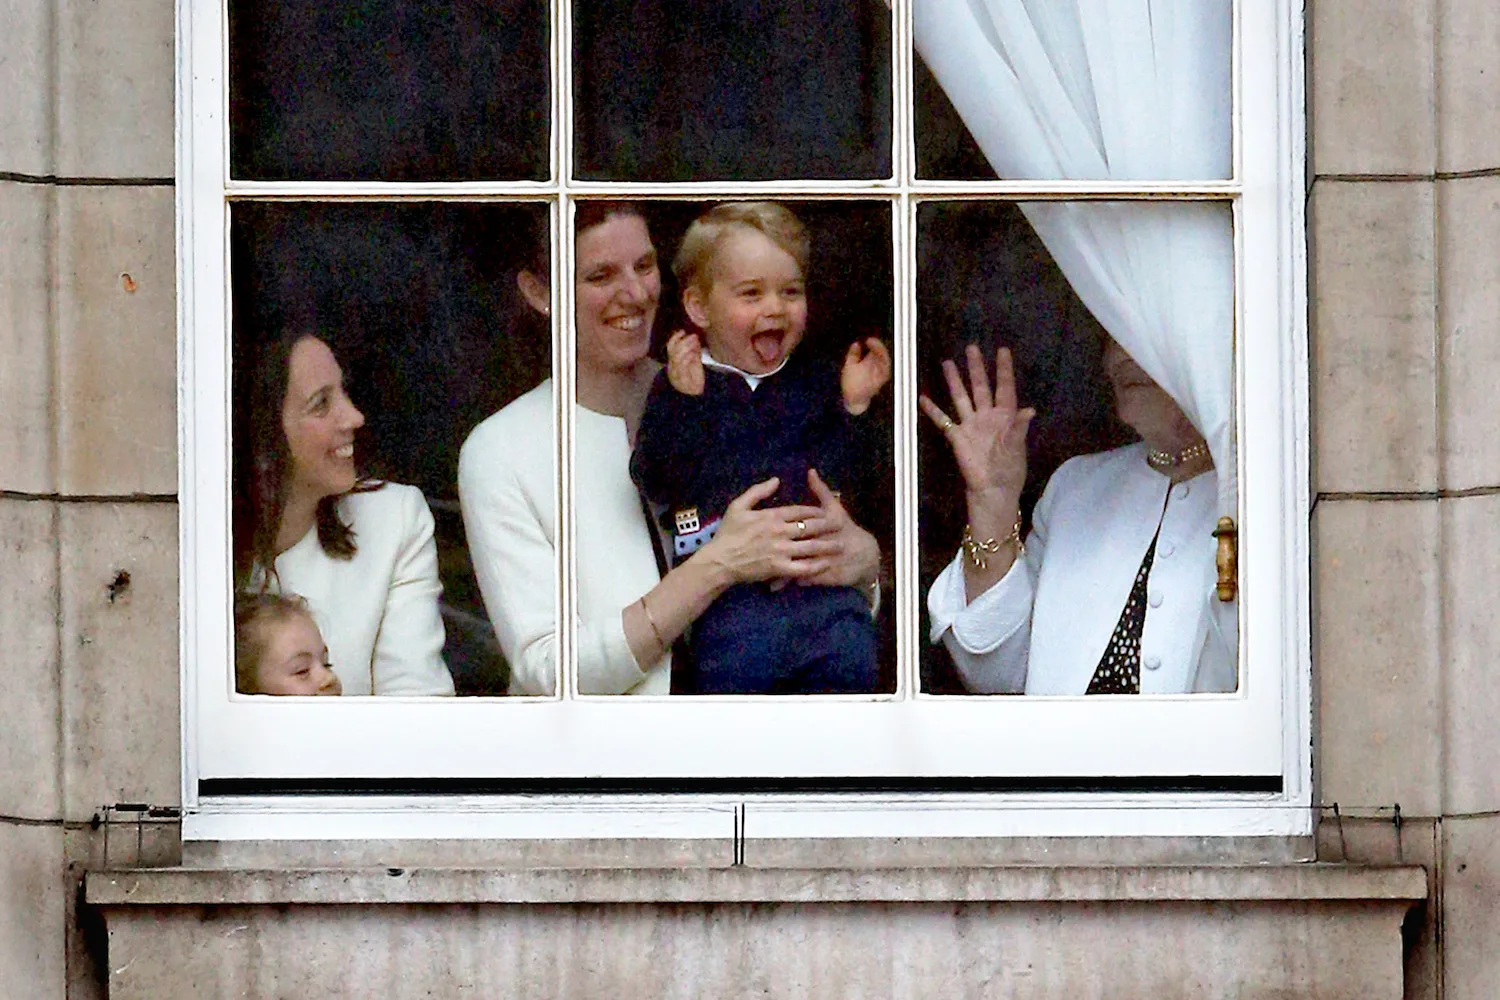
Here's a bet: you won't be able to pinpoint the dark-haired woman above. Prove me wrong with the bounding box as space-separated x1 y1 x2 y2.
236 332 456 696
459 203 879 696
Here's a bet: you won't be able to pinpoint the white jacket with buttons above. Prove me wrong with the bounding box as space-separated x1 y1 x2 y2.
927 442 1237 695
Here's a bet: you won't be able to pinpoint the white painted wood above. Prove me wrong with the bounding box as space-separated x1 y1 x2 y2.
178 0 1310 838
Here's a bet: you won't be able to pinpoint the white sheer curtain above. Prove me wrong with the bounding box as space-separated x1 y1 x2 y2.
914 0 1236 515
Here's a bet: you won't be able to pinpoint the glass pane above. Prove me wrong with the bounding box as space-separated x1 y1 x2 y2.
229 1 549 181
917 200 1237 695
231 201 553 697
567 200 895 695
572 1 892 181
913 1 1232 181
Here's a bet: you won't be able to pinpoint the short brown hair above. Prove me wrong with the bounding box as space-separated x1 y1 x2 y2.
672 202 809 293
234 592 315 694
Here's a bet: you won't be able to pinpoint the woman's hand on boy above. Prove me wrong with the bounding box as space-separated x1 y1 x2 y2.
793 468 880 589
665 330 706 395
841 337 892 415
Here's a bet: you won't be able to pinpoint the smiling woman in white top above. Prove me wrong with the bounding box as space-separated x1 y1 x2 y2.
922 340 1236 696
233 330 455 697
460 202 881 696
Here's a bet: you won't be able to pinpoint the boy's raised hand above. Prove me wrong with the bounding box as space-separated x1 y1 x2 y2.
841 337 892 415
665 330 706 396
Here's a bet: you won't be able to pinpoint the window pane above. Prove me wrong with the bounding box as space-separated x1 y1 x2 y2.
571 1 892 181
566 200 895 695
229 1 549 181
913 2 1232 181
231 201 552 697
917 200 1237 696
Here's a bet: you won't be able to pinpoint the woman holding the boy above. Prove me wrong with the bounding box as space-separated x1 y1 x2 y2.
459 202 882 696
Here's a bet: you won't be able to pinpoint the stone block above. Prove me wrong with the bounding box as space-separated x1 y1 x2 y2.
1310 0 1436 176
1313 499 1442 815
0 0 53 176
0 822 66 999
0 500 62 821
54 186 177 496
1311 180 1438 493
1313 813 1438 999
1436 176 1500 491
64 828 108 1000
55 0 174 178
59 502 180 821
1442 814 1500 1000
1436 0 1500 175
1440 494 1500 815
0 181 55 495
86 864 1425 1000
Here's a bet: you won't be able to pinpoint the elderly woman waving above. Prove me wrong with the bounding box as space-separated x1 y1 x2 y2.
923 341 1236 696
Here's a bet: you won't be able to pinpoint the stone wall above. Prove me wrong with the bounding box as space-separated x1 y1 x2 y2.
1308 1 1500 997
1 0 179 996
1 0 1497 996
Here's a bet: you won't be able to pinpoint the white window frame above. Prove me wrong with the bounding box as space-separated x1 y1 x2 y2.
177 0 1310 841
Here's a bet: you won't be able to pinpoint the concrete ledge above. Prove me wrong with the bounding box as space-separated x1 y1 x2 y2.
86 864 1429 999
86 863 1426 907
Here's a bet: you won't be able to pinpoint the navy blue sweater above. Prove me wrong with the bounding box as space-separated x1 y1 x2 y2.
631 353 866 555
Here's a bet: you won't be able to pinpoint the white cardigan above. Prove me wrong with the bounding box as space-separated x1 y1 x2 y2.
273 483 455 697
458 381 669 696
928 443 1237 695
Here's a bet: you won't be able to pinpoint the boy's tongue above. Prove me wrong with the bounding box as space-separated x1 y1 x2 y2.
751 330 783 366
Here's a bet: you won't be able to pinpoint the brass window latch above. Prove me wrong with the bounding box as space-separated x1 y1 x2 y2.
1212 517 1238 602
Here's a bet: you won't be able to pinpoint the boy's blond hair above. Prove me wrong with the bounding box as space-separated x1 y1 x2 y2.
234 591 314 694
672 202 810 293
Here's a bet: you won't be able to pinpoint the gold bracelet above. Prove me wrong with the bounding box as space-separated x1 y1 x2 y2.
961 514 1023 571
639 594 667 651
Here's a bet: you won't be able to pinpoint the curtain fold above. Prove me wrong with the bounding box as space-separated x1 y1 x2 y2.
915 0 1236 516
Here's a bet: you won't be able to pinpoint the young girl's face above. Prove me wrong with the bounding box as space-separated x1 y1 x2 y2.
685 226 807 376
255 611 343 696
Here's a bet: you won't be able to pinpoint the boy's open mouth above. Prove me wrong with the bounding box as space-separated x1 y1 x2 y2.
751 329 785 366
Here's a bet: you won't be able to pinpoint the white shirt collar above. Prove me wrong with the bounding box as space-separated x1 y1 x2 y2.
701 349 788 391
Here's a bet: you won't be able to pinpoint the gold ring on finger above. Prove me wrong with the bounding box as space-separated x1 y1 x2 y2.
796 520 807 538
939 416 955 431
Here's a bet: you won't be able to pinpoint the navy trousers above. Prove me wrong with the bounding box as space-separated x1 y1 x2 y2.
691 583 878 695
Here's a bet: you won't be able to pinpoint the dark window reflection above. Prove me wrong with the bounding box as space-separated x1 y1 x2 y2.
231 202 551 693
229 1 549 181
916 201 1127 693
572 1 891 181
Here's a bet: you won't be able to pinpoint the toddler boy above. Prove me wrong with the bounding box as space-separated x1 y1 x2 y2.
631 202 890 694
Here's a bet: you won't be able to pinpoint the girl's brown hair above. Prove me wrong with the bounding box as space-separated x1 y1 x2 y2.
233 591 315 694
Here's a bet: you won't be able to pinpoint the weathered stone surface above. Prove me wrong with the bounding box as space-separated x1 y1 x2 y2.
0 500 61 821
1442 815 1500 1000
1310 0 1436 176
54 186 176 496
744 836 1310 869
0 823 66 999
182 838 733 870
55 0 174 178
0 0 53 176
1437 0 1500 175
1311 180 1438 493
59 502 179 821
1313 814 1439 999
1436 176 1500 491
1440 494 1500 815
0 181 55 495
1314 499 1442 815
88 865 1424 1000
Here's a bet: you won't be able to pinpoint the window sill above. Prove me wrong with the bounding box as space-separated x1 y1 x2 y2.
86 862 1425 908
